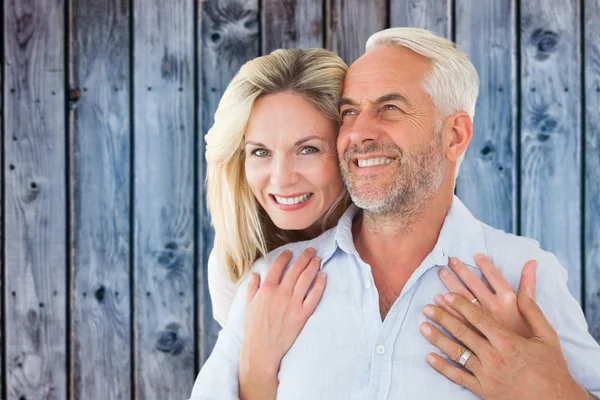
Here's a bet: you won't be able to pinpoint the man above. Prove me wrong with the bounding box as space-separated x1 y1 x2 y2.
191 28 600 399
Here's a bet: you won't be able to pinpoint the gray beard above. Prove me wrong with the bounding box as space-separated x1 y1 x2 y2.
340 130 445 225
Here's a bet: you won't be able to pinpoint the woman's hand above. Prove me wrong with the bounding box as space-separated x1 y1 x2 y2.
239 248 326 400
436 254 537 338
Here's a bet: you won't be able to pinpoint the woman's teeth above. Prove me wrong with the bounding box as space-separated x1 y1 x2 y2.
357 157 394 167
274 193 312 205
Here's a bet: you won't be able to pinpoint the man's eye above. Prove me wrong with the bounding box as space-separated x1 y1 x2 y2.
299 146 319 155
341 109 356 117
384 105 399 111
251 149 270 157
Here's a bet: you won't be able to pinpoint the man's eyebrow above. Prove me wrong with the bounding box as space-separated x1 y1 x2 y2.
338 93 410 108
338 97 357 108
374 92 410 104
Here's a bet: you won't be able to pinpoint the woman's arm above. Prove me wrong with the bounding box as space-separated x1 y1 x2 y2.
207 249 238 327
239 248 325 400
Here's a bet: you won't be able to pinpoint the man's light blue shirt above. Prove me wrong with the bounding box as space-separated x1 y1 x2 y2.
190 196 600 399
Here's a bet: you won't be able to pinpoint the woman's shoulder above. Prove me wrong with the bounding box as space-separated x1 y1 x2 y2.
207 248 237 326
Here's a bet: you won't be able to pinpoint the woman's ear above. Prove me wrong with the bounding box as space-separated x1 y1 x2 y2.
444 111 473 162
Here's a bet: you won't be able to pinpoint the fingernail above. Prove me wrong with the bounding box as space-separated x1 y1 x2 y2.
439 268 449 277
448 257 457 266
420 323 432 335
444 293 455 303
434 294 445 304
426 354 437 364
526 287 532 299
308 247 316 255
422 305 434 316
314 256 321 263
475 253 486 260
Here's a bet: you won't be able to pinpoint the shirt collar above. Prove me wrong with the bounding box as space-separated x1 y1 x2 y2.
321 196 487 269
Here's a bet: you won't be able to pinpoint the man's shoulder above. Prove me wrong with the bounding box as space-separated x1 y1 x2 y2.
478 222 567 284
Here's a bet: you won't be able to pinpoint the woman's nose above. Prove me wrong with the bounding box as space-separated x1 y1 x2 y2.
269 156 299 188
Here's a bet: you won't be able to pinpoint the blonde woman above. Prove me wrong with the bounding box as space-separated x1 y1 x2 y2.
205 48 351 399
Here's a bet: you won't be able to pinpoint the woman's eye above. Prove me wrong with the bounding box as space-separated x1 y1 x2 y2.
251 149 270 157
299 146 319 155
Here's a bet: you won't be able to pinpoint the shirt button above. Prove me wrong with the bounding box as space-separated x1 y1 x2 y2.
376 345 385 355
365 280 371 289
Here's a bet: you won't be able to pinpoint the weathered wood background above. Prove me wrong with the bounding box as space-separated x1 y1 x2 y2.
1 0 599 399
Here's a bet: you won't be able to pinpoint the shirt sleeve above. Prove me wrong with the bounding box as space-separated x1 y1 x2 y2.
207 249 238 327
535 251 600 395
188 258 263 399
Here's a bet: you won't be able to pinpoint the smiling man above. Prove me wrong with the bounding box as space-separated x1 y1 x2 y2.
190 28 600 399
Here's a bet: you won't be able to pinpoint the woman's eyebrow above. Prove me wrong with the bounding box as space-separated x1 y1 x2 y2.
245 141 266 147
294 135 323 146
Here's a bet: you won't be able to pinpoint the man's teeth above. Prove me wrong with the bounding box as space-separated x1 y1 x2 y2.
357 157 394 167
274 194 312 205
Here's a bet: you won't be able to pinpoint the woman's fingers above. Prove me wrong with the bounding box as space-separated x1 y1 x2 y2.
280 248 317 293
425 353 481 396
302 272 326 316
292 256 322 303
422 303 489 357
264 250 294 287
448 257 495 308
518 260 537 300
246 273 260 306
438 268 476 302
473 254 512 294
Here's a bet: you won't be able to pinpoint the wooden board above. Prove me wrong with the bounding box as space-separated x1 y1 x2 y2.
520 0 581 301
4 0 68 398
326 0 387 64
69 0 132 398
198 0 260 366
456 0 517 234
389 0 450 38
261 0 323 53
133 0 196 398
584 0 600 340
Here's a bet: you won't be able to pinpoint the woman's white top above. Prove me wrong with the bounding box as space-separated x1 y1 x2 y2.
207 249 238 327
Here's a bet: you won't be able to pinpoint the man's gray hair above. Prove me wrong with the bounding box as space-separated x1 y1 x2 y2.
365 28 480 177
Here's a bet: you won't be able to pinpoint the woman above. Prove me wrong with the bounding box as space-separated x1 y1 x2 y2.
203 48 534 399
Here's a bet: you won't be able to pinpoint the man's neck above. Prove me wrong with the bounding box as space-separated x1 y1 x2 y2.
353 191 453 275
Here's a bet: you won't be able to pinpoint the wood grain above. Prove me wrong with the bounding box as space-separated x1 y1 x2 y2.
198 0 260 366
133 0 196 398
389 0 451 37
261 0 323 53
326 0 387 64
4 0 67 398
69 0 131 398
456 0 517 234
584 0 600 340
520 0 582 301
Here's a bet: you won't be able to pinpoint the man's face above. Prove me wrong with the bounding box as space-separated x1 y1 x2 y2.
337 46 446 216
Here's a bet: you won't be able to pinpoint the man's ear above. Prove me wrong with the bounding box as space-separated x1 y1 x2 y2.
444 112 473 162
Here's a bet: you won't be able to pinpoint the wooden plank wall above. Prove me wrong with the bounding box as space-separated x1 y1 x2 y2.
1 0 599 399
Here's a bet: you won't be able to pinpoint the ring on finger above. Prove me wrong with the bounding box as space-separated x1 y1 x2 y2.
458 349 472 367
470 298 479 305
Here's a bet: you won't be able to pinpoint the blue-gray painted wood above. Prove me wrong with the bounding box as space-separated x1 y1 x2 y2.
456 0 517 234
133 0 196 397
389 0 450 37
1 3 4 396
520 0 582 302
327 0 387 64
69 0 132 398
4 0 68 398
198 0 260 366
585 0 600 341
262 0 324 52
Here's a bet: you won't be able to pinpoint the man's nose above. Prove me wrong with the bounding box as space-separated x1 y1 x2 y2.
347 112 382 145
270 156 299 188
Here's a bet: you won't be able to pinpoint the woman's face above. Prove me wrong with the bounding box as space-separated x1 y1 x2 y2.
244 91 345 237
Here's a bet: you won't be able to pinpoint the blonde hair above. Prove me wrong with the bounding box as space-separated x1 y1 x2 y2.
206 48 351 282
366 28 480 178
